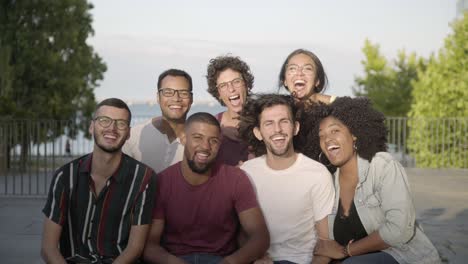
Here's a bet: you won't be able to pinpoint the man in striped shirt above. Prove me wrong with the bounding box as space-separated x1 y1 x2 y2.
41 98 157 264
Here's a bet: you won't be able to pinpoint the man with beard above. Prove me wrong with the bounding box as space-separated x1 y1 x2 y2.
239 94 334 264
123 69 193 173
41 98 156 264
143 112 270 264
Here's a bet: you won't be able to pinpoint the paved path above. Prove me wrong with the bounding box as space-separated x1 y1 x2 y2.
406 168 468 263
0 168 467 264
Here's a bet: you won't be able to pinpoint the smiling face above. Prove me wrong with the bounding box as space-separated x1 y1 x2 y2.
90 105 130 153
319 116 357 168
216 68 247 114
158 75 193 122
182 121 221 174
283 53 320 100
253 104 299 158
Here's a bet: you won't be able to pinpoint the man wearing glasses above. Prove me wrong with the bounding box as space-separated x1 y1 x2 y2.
123 69 193 173
41 98 157 263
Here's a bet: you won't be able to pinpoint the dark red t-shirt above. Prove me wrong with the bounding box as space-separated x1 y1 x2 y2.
153 161 259 256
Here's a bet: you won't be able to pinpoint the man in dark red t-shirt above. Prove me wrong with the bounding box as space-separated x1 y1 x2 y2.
143 112 269 264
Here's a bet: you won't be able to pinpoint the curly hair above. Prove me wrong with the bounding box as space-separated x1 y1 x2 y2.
278 48 328 94
238 93 298 156
206 55 254 106
298 96 388 169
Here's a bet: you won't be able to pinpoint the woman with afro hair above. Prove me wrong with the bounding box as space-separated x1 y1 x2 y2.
301 97 440 264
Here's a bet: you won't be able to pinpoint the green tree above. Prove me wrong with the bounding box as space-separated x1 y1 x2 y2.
408 12 468 168
0 0 106 120
0 0 106 168
353 39 425 117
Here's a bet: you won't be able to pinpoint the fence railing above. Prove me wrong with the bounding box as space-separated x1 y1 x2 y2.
385 117 468 168
1 116 467 196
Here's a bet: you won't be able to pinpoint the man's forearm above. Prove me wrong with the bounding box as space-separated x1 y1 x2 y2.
224 231 269 264
143 244 186 264
41 247 67 264
312 255 331 264
113 246 143 264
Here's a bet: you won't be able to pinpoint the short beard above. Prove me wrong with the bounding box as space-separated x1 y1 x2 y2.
187 159 212 174
94 134 125 154
266 143 292 157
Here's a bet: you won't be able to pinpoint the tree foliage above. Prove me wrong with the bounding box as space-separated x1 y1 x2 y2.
353 39 425 117
408 12 468 168
0 0 106 170
0 0 106 125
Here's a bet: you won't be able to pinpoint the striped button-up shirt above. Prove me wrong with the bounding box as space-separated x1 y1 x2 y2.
43 153 156 262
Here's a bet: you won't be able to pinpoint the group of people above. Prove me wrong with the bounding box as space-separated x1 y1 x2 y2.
40 49 441 264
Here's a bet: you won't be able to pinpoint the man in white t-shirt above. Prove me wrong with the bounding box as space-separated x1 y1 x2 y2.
123 69 193 173
239 94 334 264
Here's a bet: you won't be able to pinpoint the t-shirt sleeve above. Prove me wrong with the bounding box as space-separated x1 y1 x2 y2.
233 169 259 213
42 168 69 226
132 168 157 225
122 124 142 158
310 168 335 221
122 134 136 157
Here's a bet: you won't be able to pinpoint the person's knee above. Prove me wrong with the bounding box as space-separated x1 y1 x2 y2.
342 257 359 264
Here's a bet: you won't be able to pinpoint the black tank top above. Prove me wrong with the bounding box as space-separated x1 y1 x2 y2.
333 199 368 246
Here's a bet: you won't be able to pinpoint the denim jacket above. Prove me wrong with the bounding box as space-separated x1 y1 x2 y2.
328 152 440 264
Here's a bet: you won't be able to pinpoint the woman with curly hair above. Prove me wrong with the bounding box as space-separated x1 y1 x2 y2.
278 49 336 107
302 97 440 264
206 55 255 166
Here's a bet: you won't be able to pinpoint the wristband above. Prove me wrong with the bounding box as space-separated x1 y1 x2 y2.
346 243 353 257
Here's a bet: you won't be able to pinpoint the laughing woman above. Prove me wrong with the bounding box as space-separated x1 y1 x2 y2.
278 48 336 107
206 55 255 166
302 97 440 264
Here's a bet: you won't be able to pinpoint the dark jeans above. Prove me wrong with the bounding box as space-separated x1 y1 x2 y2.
274 261 297 264
342 251 398 264
179 253 223 264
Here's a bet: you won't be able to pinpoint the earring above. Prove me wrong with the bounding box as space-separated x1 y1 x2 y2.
353 141 357 151
318 152 331 166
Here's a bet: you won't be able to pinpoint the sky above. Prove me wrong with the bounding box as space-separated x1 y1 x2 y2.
88 0 458 104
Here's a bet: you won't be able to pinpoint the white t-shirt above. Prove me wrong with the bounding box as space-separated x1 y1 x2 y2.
122 119 184 173
241 153 335 264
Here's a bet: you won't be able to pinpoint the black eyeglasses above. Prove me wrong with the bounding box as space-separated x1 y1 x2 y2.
93 116 129 130
158 88 192 99
216 78 244 91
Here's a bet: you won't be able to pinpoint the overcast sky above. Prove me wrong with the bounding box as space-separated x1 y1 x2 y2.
88 0 458 103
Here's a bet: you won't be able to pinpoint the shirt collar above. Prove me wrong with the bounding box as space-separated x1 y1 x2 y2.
335 155 370 186
79 153 127 183
357 155 371 185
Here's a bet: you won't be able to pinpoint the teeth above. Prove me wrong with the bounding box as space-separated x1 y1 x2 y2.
196 152 209 157
229 95 240 100
294 80 305 85
327 145 339 151
104 134 117 139
272 136 285 140
169 105 182 109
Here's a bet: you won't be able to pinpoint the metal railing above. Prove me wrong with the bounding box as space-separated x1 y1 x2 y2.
1 116 467 196
386 117 468 168
0 116 152 196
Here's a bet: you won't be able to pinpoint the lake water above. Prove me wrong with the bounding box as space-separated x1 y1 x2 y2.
129 102 226 124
